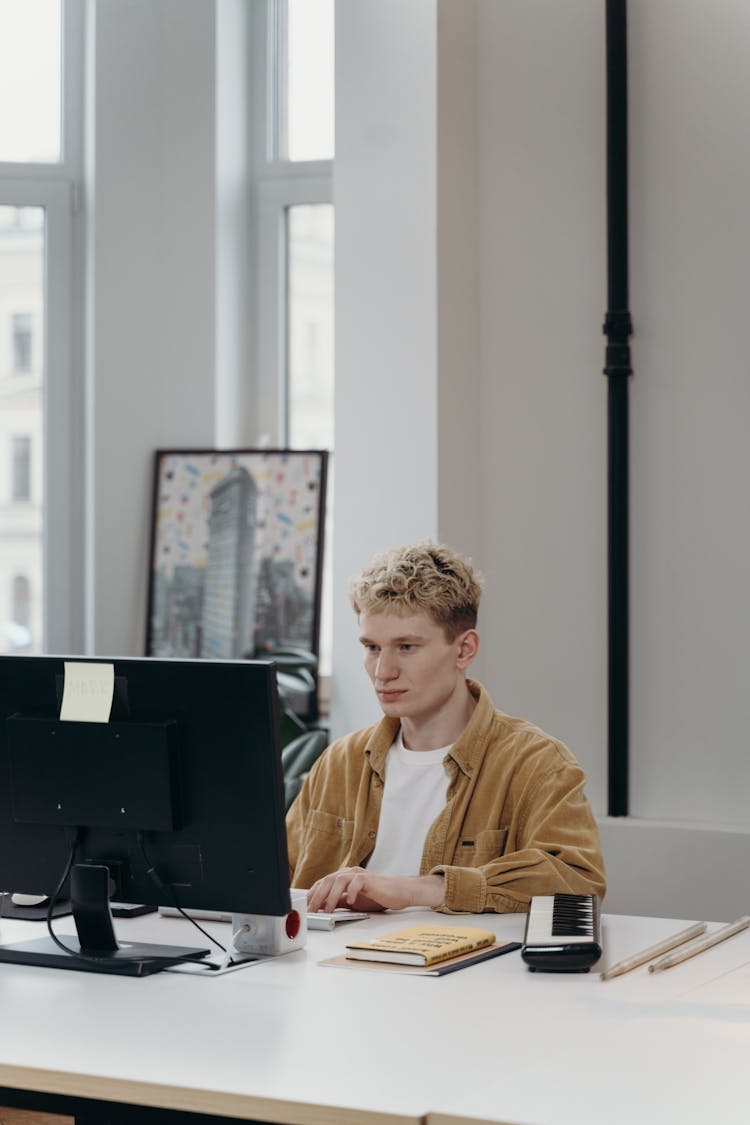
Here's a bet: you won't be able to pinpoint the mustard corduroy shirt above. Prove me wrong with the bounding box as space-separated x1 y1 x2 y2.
286 680 606 913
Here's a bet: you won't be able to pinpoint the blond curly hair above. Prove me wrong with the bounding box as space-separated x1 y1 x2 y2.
349 541 483 640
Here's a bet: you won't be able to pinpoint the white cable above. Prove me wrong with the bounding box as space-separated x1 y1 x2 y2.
217 923 257 971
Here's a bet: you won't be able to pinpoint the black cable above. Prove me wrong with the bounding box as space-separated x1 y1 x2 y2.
45 826 83 957
45 829 149 967
136 831 227 954
44 829 222 969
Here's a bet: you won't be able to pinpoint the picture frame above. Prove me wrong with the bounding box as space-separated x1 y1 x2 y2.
145 449 329 718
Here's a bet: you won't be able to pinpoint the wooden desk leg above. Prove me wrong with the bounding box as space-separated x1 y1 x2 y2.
0 1109 74 1125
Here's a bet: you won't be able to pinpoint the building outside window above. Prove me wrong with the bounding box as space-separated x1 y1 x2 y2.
10 435 31 502
12 574 30 626
11 312 33 373
10 573 31 649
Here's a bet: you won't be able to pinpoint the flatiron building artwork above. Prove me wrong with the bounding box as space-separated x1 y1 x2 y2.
200 467 258 659
147 450 327 665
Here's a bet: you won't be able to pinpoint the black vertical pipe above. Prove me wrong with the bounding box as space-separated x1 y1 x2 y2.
603 0 633 816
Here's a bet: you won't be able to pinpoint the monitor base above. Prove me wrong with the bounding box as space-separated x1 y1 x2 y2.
0 936 209 976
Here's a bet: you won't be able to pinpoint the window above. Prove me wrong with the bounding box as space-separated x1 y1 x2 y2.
281 0 335 162
287 203 334 450
0 1 83 654
0 0 62 163
11 435 31 501
252 0 334 682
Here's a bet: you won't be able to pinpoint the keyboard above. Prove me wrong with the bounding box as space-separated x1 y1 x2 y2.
521 893 602 972
306 909 368 931
157 906 367 930
158 906 231 922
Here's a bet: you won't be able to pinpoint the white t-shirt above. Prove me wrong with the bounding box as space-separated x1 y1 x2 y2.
365 731 451 877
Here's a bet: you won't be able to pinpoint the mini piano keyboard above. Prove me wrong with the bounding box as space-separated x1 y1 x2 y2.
521 893 602 972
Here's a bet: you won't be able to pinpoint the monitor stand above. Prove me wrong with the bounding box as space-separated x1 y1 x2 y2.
0 864 209 976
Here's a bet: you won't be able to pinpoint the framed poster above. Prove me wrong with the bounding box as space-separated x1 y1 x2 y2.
146 449 328 712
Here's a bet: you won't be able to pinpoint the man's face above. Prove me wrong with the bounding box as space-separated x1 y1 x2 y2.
358 610 474 726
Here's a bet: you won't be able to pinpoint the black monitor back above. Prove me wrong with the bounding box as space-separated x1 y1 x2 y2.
0 655 291 917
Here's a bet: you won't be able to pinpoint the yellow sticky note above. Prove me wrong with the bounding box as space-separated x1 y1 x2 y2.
60 661 115 723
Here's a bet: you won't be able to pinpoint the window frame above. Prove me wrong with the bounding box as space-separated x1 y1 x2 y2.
250 0 333 446
248 0 335 692
0 0 84 652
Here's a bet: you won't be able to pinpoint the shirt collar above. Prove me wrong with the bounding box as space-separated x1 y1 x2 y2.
364 679 494 780
446 680 495 777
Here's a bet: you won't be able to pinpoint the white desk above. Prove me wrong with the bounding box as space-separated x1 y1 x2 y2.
426 912 750 1125
0 908 749 1125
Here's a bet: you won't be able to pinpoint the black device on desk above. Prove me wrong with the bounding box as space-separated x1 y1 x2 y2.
0 655 291 976
521 894 602 972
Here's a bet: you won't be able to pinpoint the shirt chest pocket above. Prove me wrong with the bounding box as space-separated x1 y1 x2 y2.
456 827 509 867
302 808 355 870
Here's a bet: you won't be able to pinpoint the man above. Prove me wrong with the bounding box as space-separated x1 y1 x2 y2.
287 542 606 914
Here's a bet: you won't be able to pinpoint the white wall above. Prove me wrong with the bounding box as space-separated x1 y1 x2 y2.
474 0 608 809
87 0 219 656
333 0 609 800
215 0 252 449
332 0 481 736
472 0 750 836
628 1 750 823
598 818 750 923
332 0 750 917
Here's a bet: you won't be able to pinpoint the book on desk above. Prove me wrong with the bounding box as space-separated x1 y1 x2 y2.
316 923 521 976
345 923 497 966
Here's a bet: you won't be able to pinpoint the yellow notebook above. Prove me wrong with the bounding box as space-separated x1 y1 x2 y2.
345 923 495 967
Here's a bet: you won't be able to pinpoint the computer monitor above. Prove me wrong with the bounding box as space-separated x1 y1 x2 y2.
0 654 291 975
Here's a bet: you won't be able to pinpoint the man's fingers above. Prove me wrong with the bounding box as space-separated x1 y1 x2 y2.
307 875 336 912
307 867 370 912
345 871 367 904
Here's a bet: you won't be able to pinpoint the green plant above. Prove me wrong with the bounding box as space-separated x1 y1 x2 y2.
256 644 329 809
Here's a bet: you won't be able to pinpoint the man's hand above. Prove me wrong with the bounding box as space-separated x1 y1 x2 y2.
306 868 445 913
